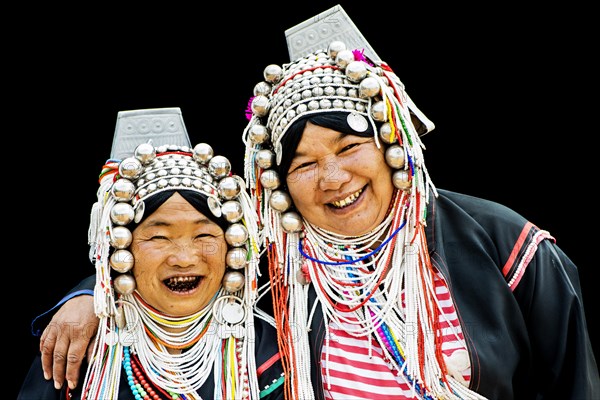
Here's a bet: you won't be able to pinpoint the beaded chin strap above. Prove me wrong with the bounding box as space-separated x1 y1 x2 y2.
241 6 487 400
83 109 262 399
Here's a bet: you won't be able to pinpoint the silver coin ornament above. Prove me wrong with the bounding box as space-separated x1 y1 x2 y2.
221 300 245 325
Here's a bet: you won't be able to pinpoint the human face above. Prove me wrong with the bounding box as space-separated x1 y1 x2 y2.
130 192 227 316
286 122 394 236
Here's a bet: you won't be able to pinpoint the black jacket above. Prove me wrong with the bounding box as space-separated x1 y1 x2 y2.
305 189 599 399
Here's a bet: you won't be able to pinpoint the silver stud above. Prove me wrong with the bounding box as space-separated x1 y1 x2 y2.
221 200 243 223
110 249 134 273
385 145 406 169
226 247 248 270
219 176 241 200
114 274 136 295
259 169 280 190
225 223 249 247
222 270 245 293
269 190 292 212
110 226 132 249
281 211 303 233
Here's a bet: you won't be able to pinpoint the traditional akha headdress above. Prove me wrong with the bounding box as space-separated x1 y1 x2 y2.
84 108 262 399
242 6 487 400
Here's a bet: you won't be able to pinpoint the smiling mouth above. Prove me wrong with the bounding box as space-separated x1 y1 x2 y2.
164 276 201 292
329 187 364 209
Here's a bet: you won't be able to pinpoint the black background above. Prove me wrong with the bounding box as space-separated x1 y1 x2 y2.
11 2 597 397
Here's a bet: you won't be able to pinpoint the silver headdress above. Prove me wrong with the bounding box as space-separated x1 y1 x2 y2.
84 107 262 399
240 6 486 400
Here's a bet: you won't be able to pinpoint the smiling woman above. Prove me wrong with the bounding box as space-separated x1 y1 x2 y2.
17 114 285 399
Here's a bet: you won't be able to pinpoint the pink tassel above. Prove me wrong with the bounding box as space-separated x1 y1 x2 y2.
352 48 374 66
245 96 256 121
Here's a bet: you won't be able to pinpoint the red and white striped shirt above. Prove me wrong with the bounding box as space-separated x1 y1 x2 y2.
321 272 470 399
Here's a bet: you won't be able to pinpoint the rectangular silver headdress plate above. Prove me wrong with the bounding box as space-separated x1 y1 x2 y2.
110 107 192 160
285 4 381 64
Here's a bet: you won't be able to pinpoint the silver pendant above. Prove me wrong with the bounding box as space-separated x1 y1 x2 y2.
347 112 368 132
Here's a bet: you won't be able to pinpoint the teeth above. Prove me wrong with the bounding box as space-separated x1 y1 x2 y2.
164 276 200 291
331 188 363 208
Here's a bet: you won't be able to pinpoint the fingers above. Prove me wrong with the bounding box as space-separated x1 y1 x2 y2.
37 295 98 390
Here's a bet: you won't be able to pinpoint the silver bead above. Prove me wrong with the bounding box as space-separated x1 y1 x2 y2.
134 143 156 164
345 61 368 83
359 77 381 98
119 157 143 180
110 203 135 226
249 124 269 144
110 249 134 273
111 179 136 202
328 41 347 59
222 270 245 293
218 176 240 200
379 122 396 144
280 211 303 233
208 155 231 179
114 274 136 295
221 200 243 223
255 149 275 169
253 81 272 96
385 145 406 169
225 223 248 247
110 226 132 249
193 143 213 163
269 190 292 212
251 95 270 117
392 169 412 190
259 169 280 190
264 64 284 83
370 101 388 122
335 49 355 69
226 247 248 270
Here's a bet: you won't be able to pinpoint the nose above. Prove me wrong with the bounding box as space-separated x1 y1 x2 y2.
166 241 203 268
318 156 352 191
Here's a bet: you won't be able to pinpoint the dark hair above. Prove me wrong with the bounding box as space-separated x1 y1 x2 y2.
278 111 376 184
132 189 229 232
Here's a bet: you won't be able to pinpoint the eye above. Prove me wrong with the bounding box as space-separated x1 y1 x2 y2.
340 143 359 153
149 235 169 241
289 160 315 173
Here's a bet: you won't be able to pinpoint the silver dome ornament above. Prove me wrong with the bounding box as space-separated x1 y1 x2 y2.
219 176 241 200
379 122 397 144
251 95 270 117
225 223 249 247
359 77 381 98
134 142 156 164
259 169 280 190
253 81 272 97
114 274 136 295
110 202 135 226
371 101 388 122
111 179 136 202
110 249 134 273
335 49 355 69
264 64 284 84
345 61 368 83
208 155 231 179
255 149 275 169
269 190 293 212
222 270 245 293
193 143 214 164
249 124 269 145
280 211 304 233
226 247 248 270
392 169 412 191
110 226 133 249
119 157 144 180
221 200 243 223
327 40 347 59
385 145 406 169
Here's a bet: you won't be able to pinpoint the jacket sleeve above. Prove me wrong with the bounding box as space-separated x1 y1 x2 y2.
30 274 95 337
512 239 599 399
